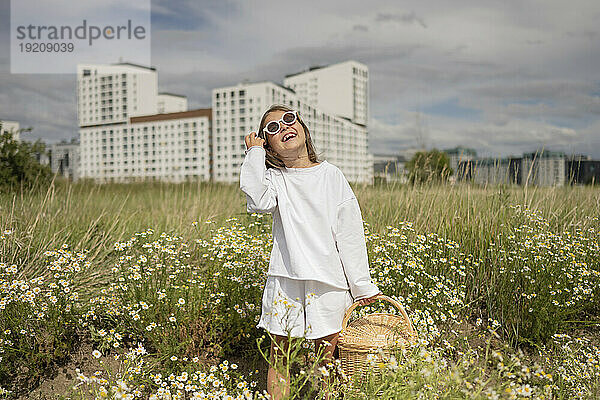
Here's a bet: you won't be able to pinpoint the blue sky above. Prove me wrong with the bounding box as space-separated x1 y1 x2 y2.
1 0 600 159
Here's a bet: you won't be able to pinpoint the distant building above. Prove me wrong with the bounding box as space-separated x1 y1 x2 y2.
443 147 477 182
460 157 522 185
566 155 600 185
77 62 210 183
457 149 576 186
49 139 80 181
78 60 372 184
77 63 168 126
1 120 20 141
373 154 407 183
522 150 566 186
34 149 50 166
80 109 211 183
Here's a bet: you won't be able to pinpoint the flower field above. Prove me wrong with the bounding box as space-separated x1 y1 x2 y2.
0 181 599 399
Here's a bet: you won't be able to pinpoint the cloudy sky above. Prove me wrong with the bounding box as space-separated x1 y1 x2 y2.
1 0 599 158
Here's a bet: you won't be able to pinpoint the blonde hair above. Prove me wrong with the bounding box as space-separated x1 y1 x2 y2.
257 104 321 169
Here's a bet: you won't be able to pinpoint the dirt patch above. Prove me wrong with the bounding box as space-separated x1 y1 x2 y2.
20 339 121 400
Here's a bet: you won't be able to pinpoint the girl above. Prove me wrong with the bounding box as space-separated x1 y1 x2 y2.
240 104 381 399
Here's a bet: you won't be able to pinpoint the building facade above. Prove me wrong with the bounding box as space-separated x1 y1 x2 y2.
77 63 164 126
521 151 566 186
157 93 188 114
1 120 20 141
79 109 211 183
443 147 477 182
566 156 600 185
77 60 373 184
460 157 521 185
49 139 80 181
77 62 209 183
372 154 407 183
457 149 569 186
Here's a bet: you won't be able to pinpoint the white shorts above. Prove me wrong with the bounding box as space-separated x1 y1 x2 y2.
256 275 354 340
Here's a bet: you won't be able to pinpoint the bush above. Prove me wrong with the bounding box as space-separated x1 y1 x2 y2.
406 149 453 184
0 125 52 191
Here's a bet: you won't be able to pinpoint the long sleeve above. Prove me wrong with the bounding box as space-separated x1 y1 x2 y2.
334 196 381 301
239 146 278 214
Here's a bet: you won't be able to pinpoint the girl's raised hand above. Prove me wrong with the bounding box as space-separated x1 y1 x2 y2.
244 131 265 150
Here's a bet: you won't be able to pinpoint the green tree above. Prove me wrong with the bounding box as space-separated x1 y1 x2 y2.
406 148 453 184
0 123 52 190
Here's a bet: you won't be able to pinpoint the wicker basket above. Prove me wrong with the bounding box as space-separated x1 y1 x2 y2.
337 294 418 383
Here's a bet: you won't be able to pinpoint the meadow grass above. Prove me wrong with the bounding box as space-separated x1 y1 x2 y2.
2 180 598 306
1 179 599 399
3 180 598 274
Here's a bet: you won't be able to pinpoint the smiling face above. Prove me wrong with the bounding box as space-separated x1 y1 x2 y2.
263 110 307 157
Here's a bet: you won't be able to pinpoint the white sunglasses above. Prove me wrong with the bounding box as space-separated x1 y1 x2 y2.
262 110 299 135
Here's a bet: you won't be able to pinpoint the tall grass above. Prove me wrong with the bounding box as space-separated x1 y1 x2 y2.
1 180 244 296
2 179 598 292
356 182 599 249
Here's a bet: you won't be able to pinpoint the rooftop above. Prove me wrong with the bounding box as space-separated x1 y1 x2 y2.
158 92 187 98
523 149 567 158
443 146 478 157
283 60 364 79
112 62 156 72
130 108 212 123
284 65 326 79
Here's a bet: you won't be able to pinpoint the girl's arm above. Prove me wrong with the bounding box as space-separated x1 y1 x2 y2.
239 146 277 214
334 196 381 301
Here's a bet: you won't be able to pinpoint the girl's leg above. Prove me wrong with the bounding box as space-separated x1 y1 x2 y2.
314 331 340 365
314 331 340 400
267 334 290 400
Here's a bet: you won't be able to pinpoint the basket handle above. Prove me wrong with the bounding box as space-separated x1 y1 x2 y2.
341 294 417 336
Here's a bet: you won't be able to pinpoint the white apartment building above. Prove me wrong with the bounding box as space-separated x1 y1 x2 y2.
283 60 369 126
49 139 80 181
79 109 211 183
373 153 408 183
443 147 477 182
78 60 372 183
77 63 168 126
470 158 515 185
1 120 20 141
457 150 568 186
522 151 566 186
212 80 372 183
77 62 209 183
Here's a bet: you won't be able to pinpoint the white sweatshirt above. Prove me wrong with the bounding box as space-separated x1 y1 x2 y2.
239 146 380 301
